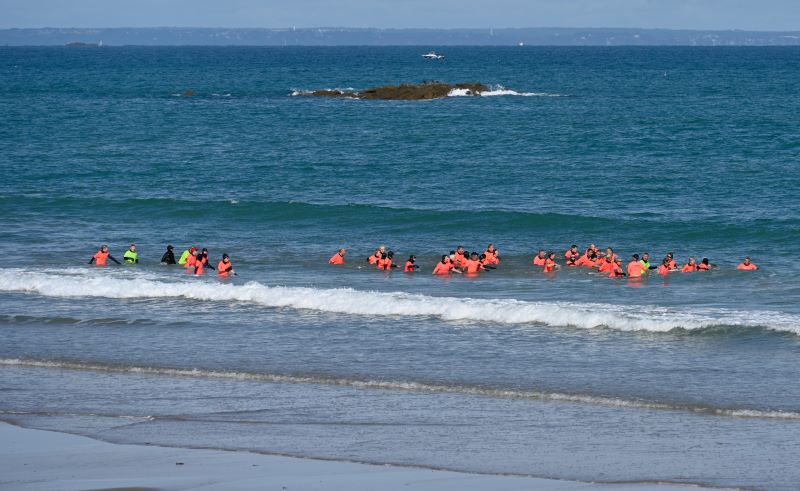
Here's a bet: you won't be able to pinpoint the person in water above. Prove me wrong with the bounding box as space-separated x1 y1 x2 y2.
377 251 398 270
533 250 547 266
123 244 138 264
639 252 657 272
575 249 596 268
179 246 196 265
737 257 758 270
681 257 697 273
543 252 559 273
368 247 383 265
464 252 486 274
453 246 468 269
609 258 626 278
484 244 500 265
598 254 615 274
404 255 420 272
161 245 176 265
433 255 461 275
329 248 346 265
88 245 120 266
217 253 236 277
200 248 215 271
698 257 715 271
184 248 199 270
658 258 671 276
666 252 677 270
627 254 647 278
564 245 580 265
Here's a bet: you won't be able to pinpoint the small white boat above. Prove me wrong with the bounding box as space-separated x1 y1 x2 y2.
422 51 445 60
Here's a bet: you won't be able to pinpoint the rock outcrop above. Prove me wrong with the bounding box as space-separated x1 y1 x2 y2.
300 82 489 100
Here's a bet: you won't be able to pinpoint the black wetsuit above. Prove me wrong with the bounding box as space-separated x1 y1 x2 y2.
161 249 176 264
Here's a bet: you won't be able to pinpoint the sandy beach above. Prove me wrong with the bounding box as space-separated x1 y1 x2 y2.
0 422 710 491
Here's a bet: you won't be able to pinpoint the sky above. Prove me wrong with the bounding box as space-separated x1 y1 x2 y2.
1 0 799 31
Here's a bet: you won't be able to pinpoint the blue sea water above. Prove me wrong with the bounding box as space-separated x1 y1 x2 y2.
1 46 800 489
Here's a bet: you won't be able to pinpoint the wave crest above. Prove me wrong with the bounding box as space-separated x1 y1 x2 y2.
0 269 798 335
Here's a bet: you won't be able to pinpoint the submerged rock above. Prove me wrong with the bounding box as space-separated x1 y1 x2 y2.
299 82 490 100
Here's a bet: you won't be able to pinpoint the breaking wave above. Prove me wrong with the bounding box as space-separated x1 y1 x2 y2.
0 268 798 335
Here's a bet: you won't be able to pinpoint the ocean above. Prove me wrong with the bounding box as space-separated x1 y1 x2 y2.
1 45 799 489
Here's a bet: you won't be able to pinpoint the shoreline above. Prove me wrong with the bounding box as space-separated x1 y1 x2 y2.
0 422 723 491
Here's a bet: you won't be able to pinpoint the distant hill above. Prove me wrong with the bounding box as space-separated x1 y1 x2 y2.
2 27 800 46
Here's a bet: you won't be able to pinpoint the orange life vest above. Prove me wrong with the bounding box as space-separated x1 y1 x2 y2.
533 255 546 266
738 262 758 270
627 261 646 277
329 253 344 265
465 259 483 274
433 262 453 275
94 251 109 266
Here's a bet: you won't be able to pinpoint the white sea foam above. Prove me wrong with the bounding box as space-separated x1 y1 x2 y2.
2 358 798 420
447 86 565 97
0 269 798 335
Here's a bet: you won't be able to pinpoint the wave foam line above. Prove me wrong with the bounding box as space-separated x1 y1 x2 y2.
448 87 564 97
2 358 798 421
1 269 799 335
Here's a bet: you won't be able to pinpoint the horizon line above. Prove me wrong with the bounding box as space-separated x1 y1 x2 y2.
4 26 800 33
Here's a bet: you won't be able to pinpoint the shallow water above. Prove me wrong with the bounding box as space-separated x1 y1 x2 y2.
1 46 800 489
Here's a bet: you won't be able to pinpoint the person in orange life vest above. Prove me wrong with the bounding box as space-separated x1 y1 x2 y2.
589 243 599 254
464 252 486 274
657 258 670 275
565 244 580 260
184 248 199 270
377 251 398 270
404 255 420 272
368 245 385 265
737 257 758 270
605 247 617 262
433 255 461 275
217 253 236 277
453 246 468 269
484 244 500 265
565 247 580 267
194 256 207 275
665 252 677 270
627 254 647 278
476 253 497 270
609 258 626 278
681 257 698 273
329 248 346 265
543 252 559 273
199 248 215 271
658 258 671 276
575 250 596 268
533 250 547 267
697 257 716 271
598 254 615 274
88 244 120 266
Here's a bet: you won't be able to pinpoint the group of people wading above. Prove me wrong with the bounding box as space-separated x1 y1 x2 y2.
88 244 236 277
329 243 759 276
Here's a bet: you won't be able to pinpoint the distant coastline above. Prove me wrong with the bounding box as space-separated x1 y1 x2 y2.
2 26 800 46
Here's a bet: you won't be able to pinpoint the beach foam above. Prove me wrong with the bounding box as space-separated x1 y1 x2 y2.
0 268 798 335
